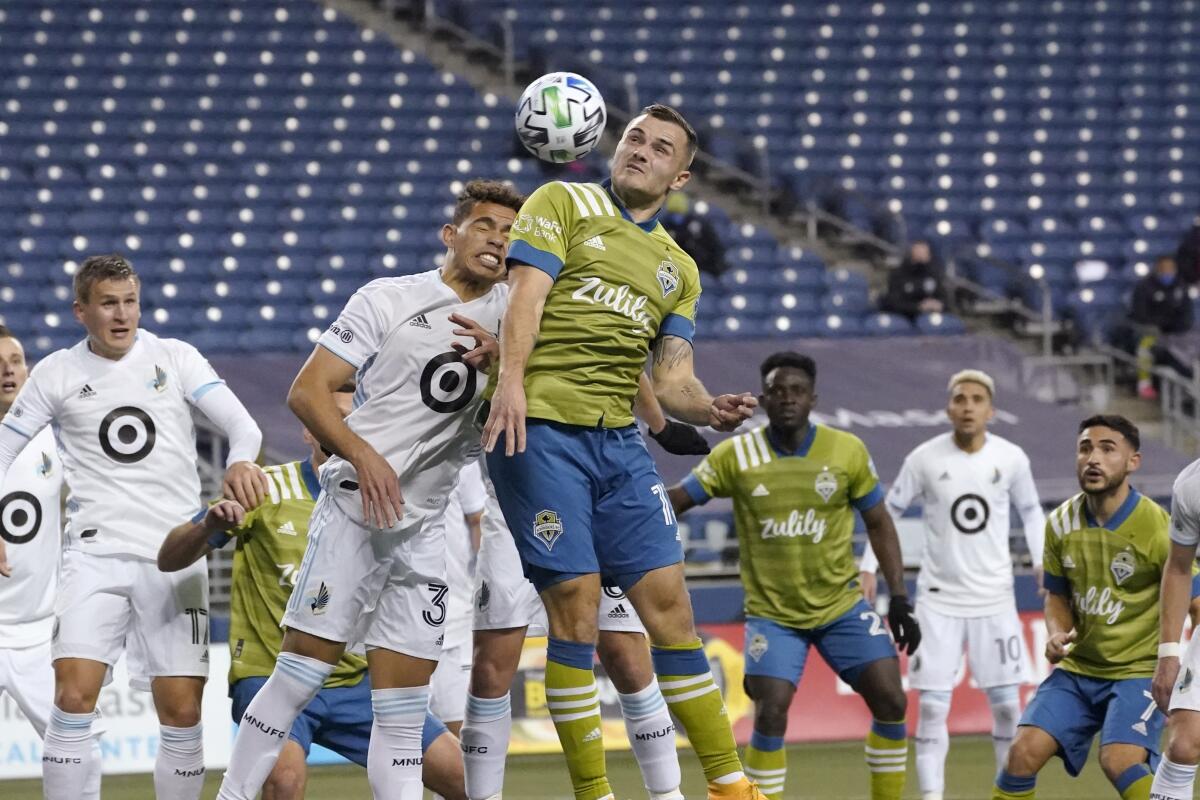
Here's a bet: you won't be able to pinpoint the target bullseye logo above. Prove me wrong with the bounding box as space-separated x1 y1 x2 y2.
99 406 157 464
0 491 42 544
420 352 476 413
950 493 990 534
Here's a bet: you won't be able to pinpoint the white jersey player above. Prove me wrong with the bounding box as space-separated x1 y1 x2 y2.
460 380 695 800
0 256 266 800
858 370 1045 800
217 180 525 800
0 327 100 799
430 459 487 734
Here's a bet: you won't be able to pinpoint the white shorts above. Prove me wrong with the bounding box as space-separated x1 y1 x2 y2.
1168 633 1200 712
472 530 645 637
282 490 447 662
53 551 209 686
0 637 54 736
430 641 471 723
908 604 1032 691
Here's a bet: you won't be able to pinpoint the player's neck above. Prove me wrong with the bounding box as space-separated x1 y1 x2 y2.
610 182 664 224
86 335 131 361
0 401 10 418
440 266 491 303
1085 481 1131 526
952 429 986 453
768 420 810 454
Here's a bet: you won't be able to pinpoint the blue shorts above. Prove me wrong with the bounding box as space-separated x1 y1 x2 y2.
231 676 448 765
744 601 898 686
487 420 682 592
1019 668 1163 777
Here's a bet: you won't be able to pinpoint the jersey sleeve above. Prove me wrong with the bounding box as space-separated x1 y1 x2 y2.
680 441 736 504
170 340 225 403
884 453 922 516
318 284 390 369
1170 469 1200 548
849 437 885 512
1010 452 1047 567
1041 519 1069 597
455 460 487 516
3 359 58 441
658 262 701 343
505 181 576 280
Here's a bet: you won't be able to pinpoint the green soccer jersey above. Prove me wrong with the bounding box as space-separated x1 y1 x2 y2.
209 459 367 688
505 180 703 428
682 423 885 629
1042 489 1169 680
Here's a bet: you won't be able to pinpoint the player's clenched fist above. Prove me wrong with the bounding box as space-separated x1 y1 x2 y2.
707 392 757 432
887 594 921 655
204 499 246 532
222 460 270 511
1045 630 1077 664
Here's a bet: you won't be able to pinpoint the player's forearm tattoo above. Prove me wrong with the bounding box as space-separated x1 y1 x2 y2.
653 337 690 370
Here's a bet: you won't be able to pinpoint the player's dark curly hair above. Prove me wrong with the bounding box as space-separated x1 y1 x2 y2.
1078 414 1140 451
451 179 526 225
760 351 816 384
74 254 139 303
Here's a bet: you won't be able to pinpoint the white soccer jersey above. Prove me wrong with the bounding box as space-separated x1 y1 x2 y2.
0 428 63 646
3 331 222 561
1170 457 1200 548
317 271 508 530
443 460 486 652
862 432 1046 617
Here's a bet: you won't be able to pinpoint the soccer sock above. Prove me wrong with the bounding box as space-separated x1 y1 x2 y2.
865 718 908 800
986 685 1021 772
617 679 681 795
992 769 1036 799
83 738 102 800
367 686 430 800
914 690 951 797
42 706 98 797
1115 763 1153 800
461 692 512 799
651 640 745 787
545 638 612 800
217 651 332 800
154 723 205 800
744 731 787 798
1150 756 1198 800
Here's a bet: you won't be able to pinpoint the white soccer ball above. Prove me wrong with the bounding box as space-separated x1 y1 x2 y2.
514 72 607 163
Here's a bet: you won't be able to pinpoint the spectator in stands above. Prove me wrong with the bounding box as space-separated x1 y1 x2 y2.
880 239 946 321
1176 216 1200 286
1130 255 1194 399
662 193 727 276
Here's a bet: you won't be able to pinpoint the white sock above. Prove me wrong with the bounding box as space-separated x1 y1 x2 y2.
1151 755 1198 799
914 690 951 796
368 686 430 800
154 723 205 799
83 738 102 800
617 680 681 795
986 684 1021 772
43 706 98 798
461 692 512 800
217 652 332 800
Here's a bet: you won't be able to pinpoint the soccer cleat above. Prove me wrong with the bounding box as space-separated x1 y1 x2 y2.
707 778 767 799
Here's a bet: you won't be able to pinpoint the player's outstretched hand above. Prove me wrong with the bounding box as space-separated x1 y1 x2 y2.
482 377 526 457
0 539 10 578
449 313 498 373
650 420 711 455
887 595 921 655
1153 652 1182 713
350 445 405 529
204 499 246 532
859 571 878 604
708 392 757 432
1045 630 1077 664
222 461 269 512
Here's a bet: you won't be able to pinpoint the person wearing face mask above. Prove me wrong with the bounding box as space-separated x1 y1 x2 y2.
1129 255 1194 400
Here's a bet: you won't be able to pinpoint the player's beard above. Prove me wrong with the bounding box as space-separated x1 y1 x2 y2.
1079 470 1126 496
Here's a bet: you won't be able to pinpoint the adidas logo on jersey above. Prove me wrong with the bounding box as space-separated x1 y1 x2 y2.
1062 555 1076 570
751 484 770 497
607 603 630 619
583 235 606 251
408 314 431 329
78 384 96 399
582 727 602 743
276 520 298 536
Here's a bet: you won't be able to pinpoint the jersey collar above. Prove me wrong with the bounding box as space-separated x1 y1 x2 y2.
1084 487 1141 531
766 423 818 457
601 179 663 233
300 458 322 499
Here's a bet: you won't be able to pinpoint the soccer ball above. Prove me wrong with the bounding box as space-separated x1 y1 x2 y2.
514 72 607 163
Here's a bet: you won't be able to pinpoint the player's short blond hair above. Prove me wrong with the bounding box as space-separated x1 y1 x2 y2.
948 369 995 399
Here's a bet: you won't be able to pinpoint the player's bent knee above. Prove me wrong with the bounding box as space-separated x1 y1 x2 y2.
1003 731 1053 776
1166 734 1200 766
752 703 790 737
264 763 306 800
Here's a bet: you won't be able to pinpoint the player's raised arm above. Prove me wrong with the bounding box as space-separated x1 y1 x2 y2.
158 499 246 572
190 384 267 511
636 372 710 455
650 335 756 432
